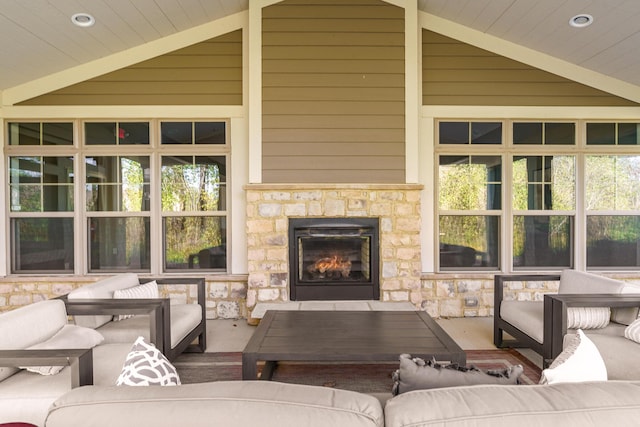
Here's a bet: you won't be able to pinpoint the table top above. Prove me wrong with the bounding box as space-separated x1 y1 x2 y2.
243 310 465 363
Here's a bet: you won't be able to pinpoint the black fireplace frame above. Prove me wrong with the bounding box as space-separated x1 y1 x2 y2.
288 217 380 301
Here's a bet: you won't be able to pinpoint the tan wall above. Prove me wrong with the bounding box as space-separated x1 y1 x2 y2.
19 30 243 106
423 30 638 107
262 0 406 184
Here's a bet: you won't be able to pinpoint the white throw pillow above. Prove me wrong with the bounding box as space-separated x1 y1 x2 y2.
22 325 105 375
539 329 607 384
567 307 610 329
112 280 159 321
116 336 180 386
624 317 640 343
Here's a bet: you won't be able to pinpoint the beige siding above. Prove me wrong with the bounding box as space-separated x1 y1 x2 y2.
19 30 243 106
423 30 638 107
262 0 406 184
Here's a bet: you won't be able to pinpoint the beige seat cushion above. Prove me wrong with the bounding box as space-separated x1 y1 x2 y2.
97 304 202 348
500 300 544 343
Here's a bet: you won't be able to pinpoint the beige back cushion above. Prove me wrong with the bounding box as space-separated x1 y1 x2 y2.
68 273 139 329
0 299 68 381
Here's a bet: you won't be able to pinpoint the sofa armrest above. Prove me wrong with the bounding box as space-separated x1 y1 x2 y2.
0 348 93 387
544 293 640 363
60 297 169 351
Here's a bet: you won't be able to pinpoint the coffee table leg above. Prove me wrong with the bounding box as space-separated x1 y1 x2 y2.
242 353 258 380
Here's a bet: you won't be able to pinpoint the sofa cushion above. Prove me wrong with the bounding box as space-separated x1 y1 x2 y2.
500 300 544 343
384 381 640 427
586 332 640 380
112 280 159 321
68 273 139 329
391 353 522 395
46 381 385 427
0 299 68 382
540 329 607 384
21 325 104 375
116 337 180 386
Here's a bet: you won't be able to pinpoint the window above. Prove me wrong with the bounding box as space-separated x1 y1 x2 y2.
161 155 227 271
9 154 75 272
585 155 640 268
438 155 501 269
86 155 151 272
512 155 575 269
587 122 640 145
6 119 229 274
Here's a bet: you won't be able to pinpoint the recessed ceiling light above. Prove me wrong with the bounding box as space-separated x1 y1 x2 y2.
569 14 593 28
71 13 95 28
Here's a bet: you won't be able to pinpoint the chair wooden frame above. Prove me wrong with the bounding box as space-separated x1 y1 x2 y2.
59 277 206 361
495 274 640 367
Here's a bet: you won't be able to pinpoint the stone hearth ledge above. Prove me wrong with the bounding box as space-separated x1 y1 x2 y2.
251 301 416 319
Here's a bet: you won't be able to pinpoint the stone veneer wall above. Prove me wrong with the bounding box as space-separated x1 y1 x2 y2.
0 275 248 318
245 184 423 317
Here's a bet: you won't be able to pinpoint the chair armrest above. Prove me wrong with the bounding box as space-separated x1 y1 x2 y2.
544 293 640 363
60 297 169 351
0 348 93 388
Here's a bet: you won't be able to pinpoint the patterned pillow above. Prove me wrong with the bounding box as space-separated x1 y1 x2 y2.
112 280 159 321
624 317 640 343
116 336 180 386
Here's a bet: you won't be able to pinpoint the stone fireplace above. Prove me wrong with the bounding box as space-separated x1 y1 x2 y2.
289 217 379 301
245 184 423 317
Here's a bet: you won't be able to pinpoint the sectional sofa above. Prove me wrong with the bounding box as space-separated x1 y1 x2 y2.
44 380 640 426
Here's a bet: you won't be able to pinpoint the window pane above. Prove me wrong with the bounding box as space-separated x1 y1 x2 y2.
43 123 73 145
439 215 499 269
618 123 640 145
117 122 149 145
513 215 573 268
9 123 40 145
85 122 117 145
544 123 575 145
587 123 616 145
161 122 192 144
9 157 74 212
12 218 74 272
195 122 225 144
89 217 150 272
439 122 469 144
86 156 150 212
586 156 640 210
164 217 226 270
513 122 542 144
471 122 501 144
162 156 226 212
587 216 640 268
439 156 502 210
513 156 575 210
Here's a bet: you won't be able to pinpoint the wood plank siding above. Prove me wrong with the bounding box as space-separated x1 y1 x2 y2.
262 0 406 184
423 30 638 106
19 30 243 106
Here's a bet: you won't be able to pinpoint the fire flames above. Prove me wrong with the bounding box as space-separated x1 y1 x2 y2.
307 255 352 279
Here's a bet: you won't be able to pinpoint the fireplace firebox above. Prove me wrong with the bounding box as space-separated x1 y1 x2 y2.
289 217 379 301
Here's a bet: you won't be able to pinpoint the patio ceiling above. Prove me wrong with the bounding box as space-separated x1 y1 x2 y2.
1 0 639 92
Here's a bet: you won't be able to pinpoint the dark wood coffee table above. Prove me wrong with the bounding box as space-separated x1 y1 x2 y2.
242 310 466 380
